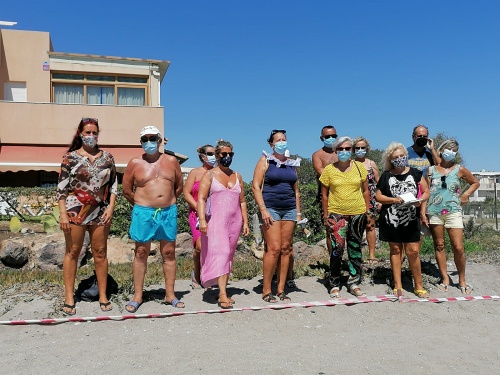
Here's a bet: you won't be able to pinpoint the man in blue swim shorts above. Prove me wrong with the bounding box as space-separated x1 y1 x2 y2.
122 125 185 312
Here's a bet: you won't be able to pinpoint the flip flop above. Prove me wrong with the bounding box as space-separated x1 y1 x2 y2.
125 301 141 313
99 301 113 312
164 298 185 308
459 284 473 295
329 287 340 298
62 303 76 316
437 283 449 292
414 289 429 298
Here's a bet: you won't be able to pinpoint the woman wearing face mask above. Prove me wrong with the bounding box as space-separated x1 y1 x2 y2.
319 136 370 298
353 137 381 265
421 139 479 295
376 142 430 298
252 129 301 303
197 139 249 308
183 144 216 289
57 118 117 316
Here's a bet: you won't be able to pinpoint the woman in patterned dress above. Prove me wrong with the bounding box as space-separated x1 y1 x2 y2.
197 140 249 308
353 137 381 264
183 144 216 289
376 142 430 298
57 118 117 315
421 139 479 294
319 136 370 298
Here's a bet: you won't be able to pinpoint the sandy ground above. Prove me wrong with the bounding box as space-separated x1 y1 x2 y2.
1 260 499 375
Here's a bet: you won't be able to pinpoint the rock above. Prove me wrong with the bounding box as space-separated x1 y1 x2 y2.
293 241 327 260
175 232 194 258
37 232 88 270
235 238 252 258
106 237 135 264
0 240 28 267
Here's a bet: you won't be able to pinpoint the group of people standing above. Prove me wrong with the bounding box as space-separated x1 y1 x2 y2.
57 118 479 316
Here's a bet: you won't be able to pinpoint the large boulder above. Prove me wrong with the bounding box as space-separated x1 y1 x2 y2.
293 241 328 260
106 236 135 264
175 232 194 258
0 240 28 267
37 232 88 270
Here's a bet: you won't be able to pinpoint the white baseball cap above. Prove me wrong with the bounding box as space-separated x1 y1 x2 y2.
140 125 161 137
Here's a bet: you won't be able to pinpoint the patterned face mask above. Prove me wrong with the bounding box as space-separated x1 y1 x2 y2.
80 135 98 148
391 155 408 168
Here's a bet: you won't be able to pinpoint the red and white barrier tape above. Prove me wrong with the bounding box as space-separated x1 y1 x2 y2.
0 294 498 326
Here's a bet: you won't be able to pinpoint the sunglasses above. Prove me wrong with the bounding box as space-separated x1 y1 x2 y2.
336 147 352 151
219 152 234 158
82 117 98 125
140 135 159 143
354 146 366 150
323 134 337 139
441 175 447 189
205 152 215 156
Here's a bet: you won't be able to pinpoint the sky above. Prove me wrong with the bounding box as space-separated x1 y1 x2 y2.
2 1 500 181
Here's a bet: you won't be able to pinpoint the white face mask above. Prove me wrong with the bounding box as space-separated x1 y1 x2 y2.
205 155 217 166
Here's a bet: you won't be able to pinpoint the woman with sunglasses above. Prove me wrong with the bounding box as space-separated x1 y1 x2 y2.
352 137 381 265
375 142 430 298
252 129 301 303
421 139 479 294
183 144 216 289
57 118 117 316
197 139 249 308
319 136 370 298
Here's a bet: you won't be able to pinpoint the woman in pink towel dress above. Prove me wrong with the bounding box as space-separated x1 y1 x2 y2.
197 139 249 308
183 144 216 289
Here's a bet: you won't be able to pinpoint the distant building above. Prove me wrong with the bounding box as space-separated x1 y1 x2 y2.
0 28 187 188
470 171 500 202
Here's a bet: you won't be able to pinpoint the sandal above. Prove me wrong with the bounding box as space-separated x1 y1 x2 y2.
61 303 76 316
414 289 429 298
99 301 113 312
164 298 185 308
125 301 141 313
437 283 449 292
329 287 340 298
218 294 233 309
348 284 366 297
191 270 202 289
459 284 473 295
262 293 278 303
276 292 291 302
393 288 404 297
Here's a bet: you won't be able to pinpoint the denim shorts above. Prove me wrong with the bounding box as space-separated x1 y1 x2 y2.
260 207 297 222
129 204 177 242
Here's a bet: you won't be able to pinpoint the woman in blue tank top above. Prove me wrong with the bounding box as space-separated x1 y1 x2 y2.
252 129 301 303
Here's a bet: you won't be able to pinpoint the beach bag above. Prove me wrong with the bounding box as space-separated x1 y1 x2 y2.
76 271 118 301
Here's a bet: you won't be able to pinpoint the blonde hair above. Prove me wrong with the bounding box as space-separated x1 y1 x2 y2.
382 142 407 171
437 139 459 153
215 139 233 154
352 136 371 152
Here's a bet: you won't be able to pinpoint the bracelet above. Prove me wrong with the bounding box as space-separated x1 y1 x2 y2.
297 212 302 215
258 203 266 208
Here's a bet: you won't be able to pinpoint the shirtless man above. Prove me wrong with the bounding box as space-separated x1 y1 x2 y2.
312 125 339 255
122 125 184 312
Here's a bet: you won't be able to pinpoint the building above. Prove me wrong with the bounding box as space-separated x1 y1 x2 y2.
470 171 500 202
0 28 187 188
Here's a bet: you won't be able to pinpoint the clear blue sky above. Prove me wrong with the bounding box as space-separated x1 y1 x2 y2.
3 1 499 181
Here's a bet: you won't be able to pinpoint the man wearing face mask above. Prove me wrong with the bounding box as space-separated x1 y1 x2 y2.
312 125 339 255
407 124 441 178
122 125 185 312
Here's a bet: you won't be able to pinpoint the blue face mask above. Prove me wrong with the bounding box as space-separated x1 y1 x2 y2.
142 141 158 155
355 149 367 158
205 155 217 167
323 137 335 149
441 149 457 162
273 141 288 155
337 150 351 162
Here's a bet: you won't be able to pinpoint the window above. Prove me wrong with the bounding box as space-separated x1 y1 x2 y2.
51 73 148 106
